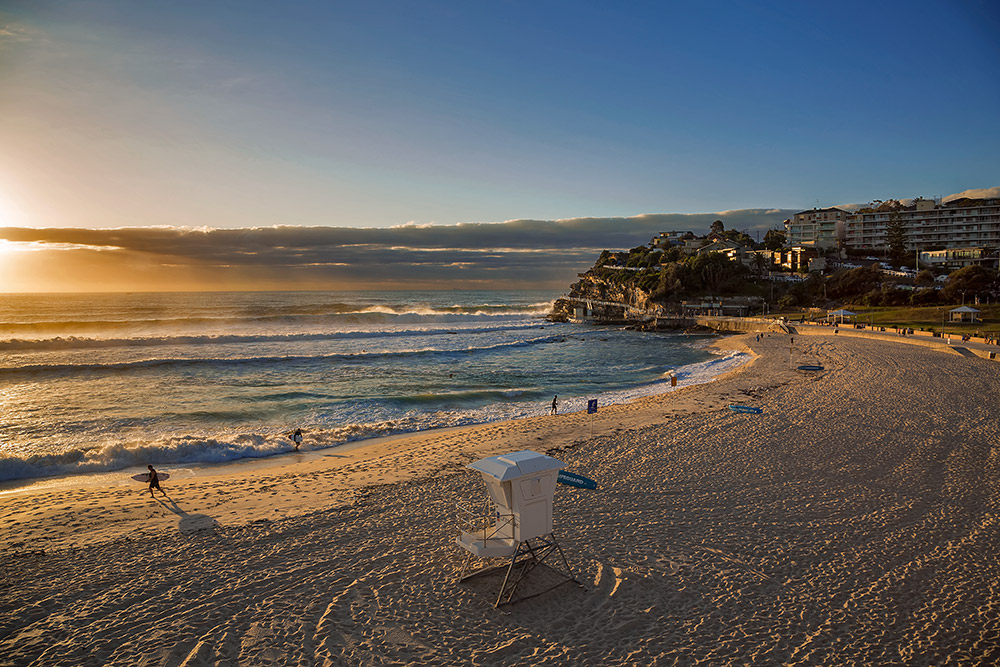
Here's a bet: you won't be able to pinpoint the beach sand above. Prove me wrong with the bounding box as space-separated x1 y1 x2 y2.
2 332 999 666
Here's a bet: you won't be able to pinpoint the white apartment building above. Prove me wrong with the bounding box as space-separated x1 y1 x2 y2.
785 207 848 248
844 197 1000 250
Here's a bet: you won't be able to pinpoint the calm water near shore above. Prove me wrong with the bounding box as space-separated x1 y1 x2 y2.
0 290 747 483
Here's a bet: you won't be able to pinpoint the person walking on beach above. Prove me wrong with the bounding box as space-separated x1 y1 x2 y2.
551 395 558 415
291 428 303 451
147 465 166 497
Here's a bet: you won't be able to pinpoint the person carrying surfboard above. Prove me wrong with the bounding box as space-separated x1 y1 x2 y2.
147 465 166 497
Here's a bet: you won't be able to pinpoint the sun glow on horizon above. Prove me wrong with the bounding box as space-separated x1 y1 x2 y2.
0 239 22 259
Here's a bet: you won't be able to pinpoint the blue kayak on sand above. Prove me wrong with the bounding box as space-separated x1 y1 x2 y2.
728 404 763 414
557 470 598 490
797 365 824 371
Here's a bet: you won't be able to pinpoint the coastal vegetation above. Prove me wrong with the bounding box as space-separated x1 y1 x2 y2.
554 231 1000 333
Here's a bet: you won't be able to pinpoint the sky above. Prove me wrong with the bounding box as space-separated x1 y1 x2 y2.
0 0 998 292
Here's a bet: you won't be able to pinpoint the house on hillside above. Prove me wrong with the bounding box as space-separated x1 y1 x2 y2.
693 238 751 262
650 231 695 248
773 246 819 272
919 247 998 271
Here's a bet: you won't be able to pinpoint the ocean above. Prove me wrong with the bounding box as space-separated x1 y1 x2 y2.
0 290 747 484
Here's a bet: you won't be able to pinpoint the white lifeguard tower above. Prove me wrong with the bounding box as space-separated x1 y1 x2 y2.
455 450 579 607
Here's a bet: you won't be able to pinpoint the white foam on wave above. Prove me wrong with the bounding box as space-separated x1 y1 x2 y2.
0 351 750 484
0 433 293 483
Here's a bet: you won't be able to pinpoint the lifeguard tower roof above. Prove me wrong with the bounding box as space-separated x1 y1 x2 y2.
467 450 564 482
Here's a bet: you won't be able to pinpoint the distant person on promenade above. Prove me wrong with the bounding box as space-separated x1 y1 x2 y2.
551 396 558 415
291 428 303 451
147 465 166 498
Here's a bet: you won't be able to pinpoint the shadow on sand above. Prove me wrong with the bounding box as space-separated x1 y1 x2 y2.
155 496 220 535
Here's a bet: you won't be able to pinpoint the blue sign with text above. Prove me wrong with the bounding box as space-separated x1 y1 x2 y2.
587 399 598 414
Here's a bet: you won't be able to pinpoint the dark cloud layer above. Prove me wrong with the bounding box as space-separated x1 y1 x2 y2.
0 209 791 290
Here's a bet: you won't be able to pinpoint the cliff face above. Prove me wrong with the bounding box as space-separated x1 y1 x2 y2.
550 269 660 322
550 244 768 324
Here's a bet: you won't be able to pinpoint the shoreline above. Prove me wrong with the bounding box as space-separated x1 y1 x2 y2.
0 334 750 494
0 335 758 552
4 330 999 665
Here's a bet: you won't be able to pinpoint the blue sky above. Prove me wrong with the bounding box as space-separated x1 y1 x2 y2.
0 1 998 291
1 0 997 232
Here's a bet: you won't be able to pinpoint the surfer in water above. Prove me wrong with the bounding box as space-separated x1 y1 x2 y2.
147 465 166 497
291 428 303 451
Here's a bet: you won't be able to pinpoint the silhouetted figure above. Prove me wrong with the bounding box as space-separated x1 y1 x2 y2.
147 465 166 497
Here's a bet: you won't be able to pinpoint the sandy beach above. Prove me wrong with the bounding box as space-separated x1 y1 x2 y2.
2 330 999 666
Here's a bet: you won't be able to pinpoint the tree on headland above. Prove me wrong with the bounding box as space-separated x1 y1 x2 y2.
763 228 786 251
857 198 904 214
886 209 907 267
941 265 1000 303
825 265 881 300
722 228 755 247
710 219 725 236
750 252 769 276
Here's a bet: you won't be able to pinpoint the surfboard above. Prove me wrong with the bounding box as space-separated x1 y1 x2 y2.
132 472 170 482
797 365 824 371
728 404 763 414
557 470 598 490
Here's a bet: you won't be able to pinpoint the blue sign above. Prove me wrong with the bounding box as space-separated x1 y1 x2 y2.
587 399 598 414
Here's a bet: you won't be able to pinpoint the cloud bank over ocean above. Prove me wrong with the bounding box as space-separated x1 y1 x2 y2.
943 186 1000 202
0 209 791 292
4 185 993 292
834 186 1000 212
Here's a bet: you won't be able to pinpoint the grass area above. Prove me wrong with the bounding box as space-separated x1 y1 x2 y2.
779 304 1000 336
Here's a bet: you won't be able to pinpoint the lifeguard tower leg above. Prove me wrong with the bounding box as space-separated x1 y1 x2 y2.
550 532 579 585
457 552 475 582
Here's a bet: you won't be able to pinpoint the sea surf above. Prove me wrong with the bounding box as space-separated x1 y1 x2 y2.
0 290 747 483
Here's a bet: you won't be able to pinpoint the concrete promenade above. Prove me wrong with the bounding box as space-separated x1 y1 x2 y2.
792 321 1000 363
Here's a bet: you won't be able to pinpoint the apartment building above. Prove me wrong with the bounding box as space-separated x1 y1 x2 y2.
844 197 1000 250
784 207 848 248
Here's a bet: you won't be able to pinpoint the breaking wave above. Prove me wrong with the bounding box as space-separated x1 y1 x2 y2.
0 351 749 483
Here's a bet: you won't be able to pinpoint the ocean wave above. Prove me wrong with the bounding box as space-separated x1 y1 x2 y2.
0 333 570 376
0 419 442 483
0 350 751 484
0 322 555 352
0 434 291 483
0 304 553 335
